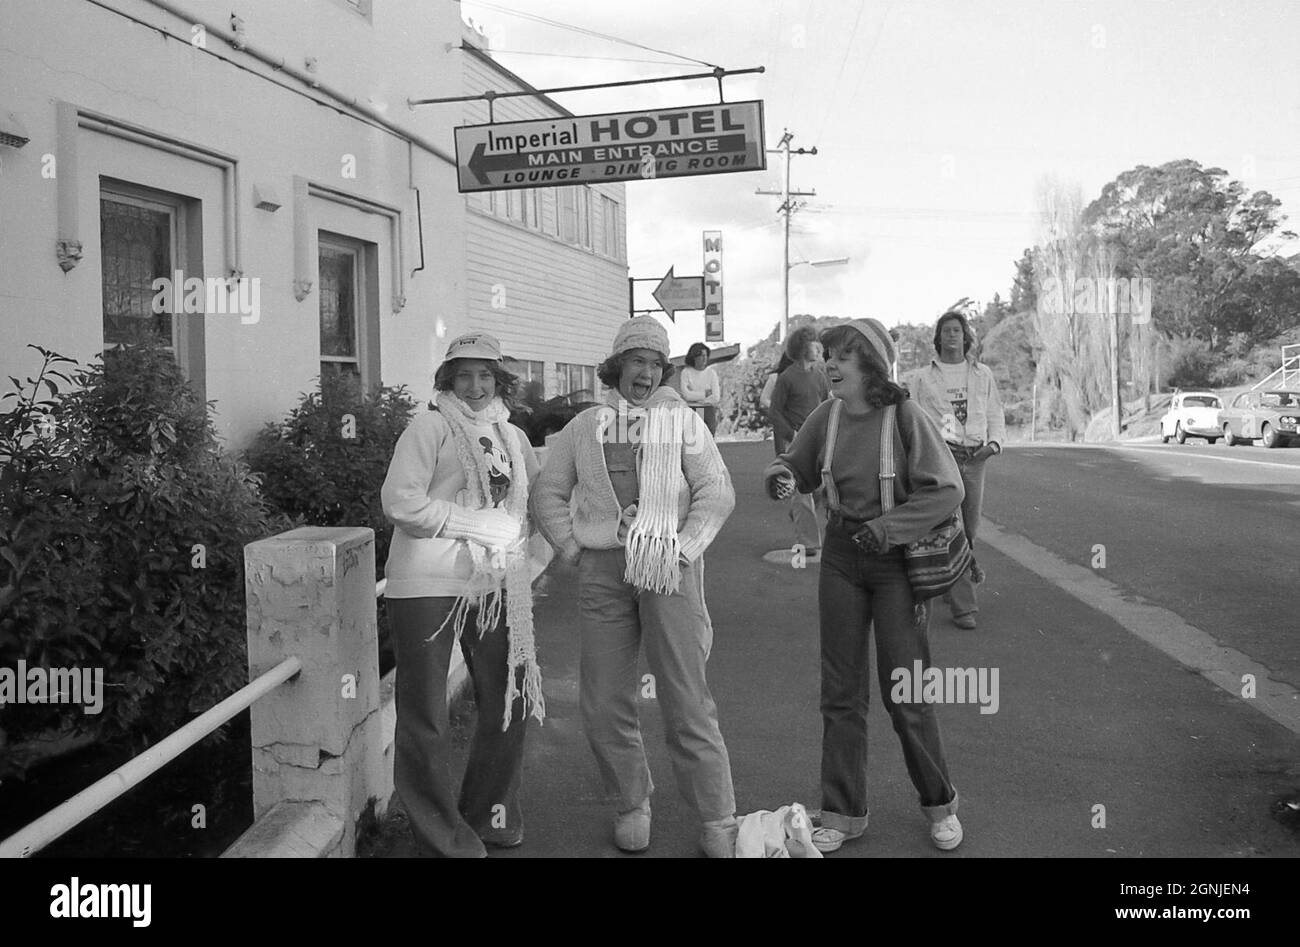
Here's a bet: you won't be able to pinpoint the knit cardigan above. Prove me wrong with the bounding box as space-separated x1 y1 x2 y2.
380 408 538 600
529 386 734 566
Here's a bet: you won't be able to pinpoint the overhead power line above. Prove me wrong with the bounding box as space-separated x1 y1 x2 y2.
462 0 719 68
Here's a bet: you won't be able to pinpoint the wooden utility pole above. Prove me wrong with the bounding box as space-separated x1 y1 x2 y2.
756 129 817 343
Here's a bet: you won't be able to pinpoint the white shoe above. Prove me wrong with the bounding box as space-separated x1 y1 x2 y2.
930 814 963 851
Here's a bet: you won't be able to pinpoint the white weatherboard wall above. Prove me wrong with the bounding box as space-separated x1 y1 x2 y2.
460 43 630 396
0 0 468 451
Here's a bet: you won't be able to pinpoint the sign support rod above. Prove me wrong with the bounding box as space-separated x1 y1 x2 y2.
410 65 765 111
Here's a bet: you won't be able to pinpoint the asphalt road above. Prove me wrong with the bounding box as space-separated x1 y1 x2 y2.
374 439 1300 858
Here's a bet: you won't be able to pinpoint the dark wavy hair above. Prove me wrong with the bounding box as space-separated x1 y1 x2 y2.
933 310 975 357
685 342 711 366
784 325 820 361
819 325 908 408
596 351 676 389
433 357 521 410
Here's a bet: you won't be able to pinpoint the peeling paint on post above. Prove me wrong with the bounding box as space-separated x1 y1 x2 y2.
243 527 389 856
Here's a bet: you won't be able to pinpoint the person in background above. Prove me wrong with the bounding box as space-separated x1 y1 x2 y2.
380 331 544 858
770 326 830 560
763 319 966 855
759 352 794 418
530 316 739 858
680 341 722 435
904 309 1006 631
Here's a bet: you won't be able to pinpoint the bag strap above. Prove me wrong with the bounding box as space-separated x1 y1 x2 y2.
820 398 843 514
879 403 897 513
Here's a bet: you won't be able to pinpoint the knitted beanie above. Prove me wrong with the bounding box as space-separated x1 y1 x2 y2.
611 315 670 361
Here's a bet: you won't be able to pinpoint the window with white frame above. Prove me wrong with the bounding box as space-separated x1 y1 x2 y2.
555 362 596 400
318 233 378 389
558 188 577 243
508 358 546 401
100 184 188 368
601 194 620 258
577 186 591 248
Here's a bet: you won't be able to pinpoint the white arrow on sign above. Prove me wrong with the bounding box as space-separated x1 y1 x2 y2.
651 266 705 322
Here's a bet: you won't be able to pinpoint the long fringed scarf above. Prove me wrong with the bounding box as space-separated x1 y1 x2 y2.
613 393 687 596
431 391 544 729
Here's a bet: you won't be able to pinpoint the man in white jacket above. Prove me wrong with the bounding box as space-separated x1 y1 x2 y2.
904 309 1006 631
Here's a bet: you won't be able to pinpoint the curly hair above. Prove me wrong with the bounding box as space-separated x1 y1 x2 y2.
819 325 908 408
596 351 676 389
685 342 711 365
433 358 521 410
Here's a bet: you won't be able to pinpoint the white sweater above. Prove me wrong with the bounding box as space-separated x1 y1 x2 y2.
380 408 538 599
681 365 721 406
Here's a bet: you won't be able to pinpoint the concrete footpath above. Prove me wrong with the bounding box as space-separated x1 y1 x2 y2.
368 441 1299 858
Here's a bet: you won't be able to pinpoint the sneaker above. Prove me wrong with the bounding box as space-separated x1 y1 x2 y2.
930 814 963 851
953 613 977 630
699 817 738 858
613 803 651 853
810 825 865 854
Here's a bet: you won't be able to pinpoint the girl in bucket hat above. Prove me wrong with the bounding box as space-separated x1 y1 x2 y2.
530 315 740 857
380 330 543 857
762 318 967 854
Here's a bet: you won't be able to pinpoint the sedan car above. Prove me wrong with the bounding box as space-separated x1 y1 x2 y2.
1160 391 1224 443
1218 389 1300 448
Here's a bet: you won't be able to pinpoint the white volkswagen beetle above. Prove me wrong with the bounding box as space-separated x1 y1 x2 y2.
1160 391 1224 444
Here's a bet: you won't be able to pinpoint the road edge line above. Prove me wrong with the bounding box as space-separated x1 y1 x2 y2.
978 519 1300 736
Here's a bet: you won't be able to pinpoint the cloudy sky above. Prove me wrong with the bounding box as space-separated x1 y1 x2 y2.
459 0 1300 354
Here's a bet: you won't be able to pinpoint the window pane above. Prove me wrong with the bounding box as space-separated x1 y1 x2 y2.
559 189 576 242
101 198 172 346
319 245 357 358
577 188 591 248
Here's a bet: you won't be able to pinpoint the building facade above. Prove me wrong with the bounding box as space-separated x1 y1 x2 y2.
459 33 629 403
0 0 629 450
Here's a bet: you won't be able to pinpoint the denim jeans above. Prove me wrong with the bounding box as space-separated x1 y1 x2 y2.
943 449 987 618
389 596 527 857
577 547 736 823
817 525 958 833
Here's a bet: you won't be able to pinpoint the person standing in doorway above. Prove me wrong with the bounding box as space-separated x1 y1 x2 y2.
770 326 830 560
680 342 722 435
905 309 1006 631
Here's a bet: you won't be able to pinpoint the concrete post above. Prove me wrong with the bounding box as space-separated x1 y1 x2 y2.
243 526 388 857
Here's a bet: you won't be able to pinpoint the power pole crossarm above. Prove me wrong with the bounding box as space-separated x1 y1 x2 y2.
756 130 819 342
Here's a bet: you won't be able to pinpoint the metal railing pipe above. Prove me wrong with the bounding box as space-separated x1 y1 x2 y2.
0 655 302 858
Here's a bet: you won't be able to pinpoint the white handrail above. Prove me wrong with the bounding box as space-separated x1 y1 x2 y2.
0 655 302 858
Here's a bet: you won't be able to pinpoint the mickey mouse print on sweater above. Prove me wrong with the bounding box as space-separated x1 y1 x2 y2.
479 436 511 506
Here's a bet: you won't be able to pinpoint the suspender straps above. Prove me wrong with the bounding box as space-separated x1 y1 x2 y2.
820 398 843 514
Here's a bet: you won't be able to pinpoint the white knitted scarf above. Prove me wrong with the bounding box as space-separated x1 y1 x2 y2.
431 391 544 729
607 390 687 595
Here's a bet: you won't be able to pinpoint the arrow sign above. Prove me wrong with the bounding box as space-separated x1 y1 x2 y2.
651 266 704 322
454 101 766 193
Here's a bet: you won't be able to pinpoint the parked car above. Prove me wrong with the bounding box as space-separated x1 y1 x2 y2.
1218 389 1300 448
1160 391 1224 444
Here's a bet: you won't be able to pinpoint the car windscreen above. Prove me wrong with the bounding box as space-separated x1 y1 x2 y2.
1183 396 1221 408
1261 393 1297 408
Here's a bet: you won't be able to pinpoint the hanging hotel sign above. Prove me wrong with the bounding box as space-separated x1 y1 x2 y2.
454 101 766 193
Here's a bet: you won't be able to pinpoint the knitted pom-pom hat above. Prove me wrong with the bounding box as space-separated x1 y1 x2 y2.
611 315 670 361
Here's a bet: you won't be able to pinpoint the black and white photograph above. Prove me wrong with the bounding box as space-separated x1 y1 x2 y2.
0 0 1295 920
